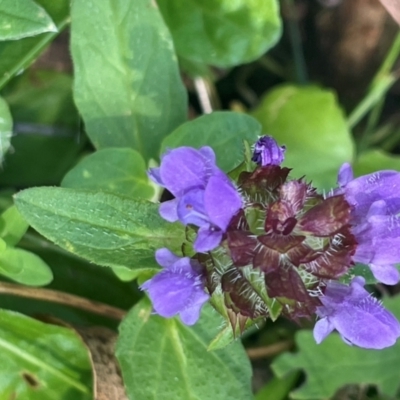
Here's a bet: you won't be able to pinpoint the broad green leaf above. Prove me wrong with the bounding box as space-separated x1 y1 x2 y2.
0 0 69 89
353 149 400 176
0 96 12 162
0 205 29 246
0 70 84 186
161 111 261 173
271 297 400 399
157 0 282 69
0 308 92 399
14 187 187 273
0 247 53 286
70 0 187 161
0 0 57 41
116 300 253 400
251 85 355 189
62 148 154 200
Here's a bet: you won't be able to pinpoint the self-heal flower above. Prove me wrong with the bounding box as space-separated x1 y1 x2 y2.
337 163 400 284
314 277 400 349
252 135 286 166
149 147 242 252
140 248 209 325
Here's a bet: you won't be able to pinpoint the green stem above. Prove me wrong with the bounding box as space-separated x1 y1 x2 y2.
284 0 308 84
348 32 400 131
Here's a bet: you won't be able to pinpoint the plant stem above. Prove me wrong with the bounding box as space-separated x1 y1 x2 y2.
0 282 127 320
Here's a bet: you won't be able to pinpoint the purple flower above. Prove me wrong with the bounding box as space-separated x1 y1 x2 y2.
140 248 210 325
314 277 400 349
252 136 286 166
337 163 400 284
149 147 242 252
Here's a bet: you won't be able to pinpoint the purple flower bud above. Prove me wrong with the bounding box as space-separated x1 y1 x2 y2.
314 277 400 349
140 248 210 325
252 136 286 166
337 163 400 284
149 147 242 252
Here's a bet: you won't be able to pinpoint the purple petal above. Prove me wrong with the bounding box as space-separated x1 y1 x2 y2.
313 318 334 344
337 163 353 188
204 175 242 230
194 226 223 252
148 167 163 186
159 147 210 197
159 199 179 222
155 248 181 269
177 188 209 227
179 291 210 325
369 263 400 285
252 136 286 166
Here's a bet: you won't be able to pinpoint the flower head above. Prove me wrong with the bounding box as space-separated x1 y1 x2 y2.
314 277 400 349
149 147 242 252
252 135 286 166
140 248 210 325
337 163 400 284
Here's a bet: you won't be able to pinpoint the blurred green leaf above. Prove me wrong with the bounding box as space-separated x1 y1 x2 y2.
0 0 69 89
251 85 355 189
255 371 299 400
353 149 400 176
116 300 254 400
0 0 57 41
70 0 187 161
0 70 83 186
14 187 186 274
0 308 92 399
157 0 282 70
0 95 12 162
0 247 53 286
62 148 154 200
161 111 261 173
271 297 400 399
0 205 29 246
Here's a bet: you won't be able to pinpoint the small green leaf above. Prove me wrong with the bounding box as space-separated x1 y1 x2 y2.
14 187 187 273
157 0 282 69
0 308 92 399
0 96 12 163
0 70 83 186
272 297 400 399
0 205 29 246
161 111 261 173
353 149 400 176
70 0 187 161
0 0 69 89
255 371 299 400
0 247 53 286
251 85 355 189
62 148 154 200
116 300 254 400
0 0 57 41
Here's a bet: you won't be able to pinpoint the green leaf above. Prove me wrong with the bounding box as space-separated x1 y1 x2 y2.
0 70 84 186
353 149 400 176
0 96 12 162
271 297 400 399
161 111 261 173
0 0 69 89
251 85 355 189
0 0 57 41
0 205 29 246
0 247 53 286
255 371 299 400
62 148 154 200
157 0 282 69
14 187 187 273
0 308 92 399
70 0 187 161
116 300 254 400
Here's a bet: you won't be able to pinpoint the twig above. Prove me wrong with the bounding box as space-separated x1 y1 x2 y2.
0 281 127 321
246 340 293 360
